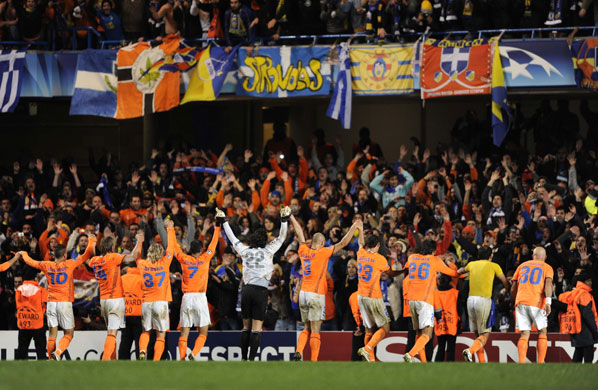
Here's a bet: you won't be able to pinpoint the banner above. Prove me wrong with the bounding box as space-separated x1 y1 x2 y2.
0 331 592 361
500 39 573 87
0 49 26 113
421 38 493 99
116 36 182 119
350 45 414 95
492 42 510 147
181 45 239 103
21 52 79 98
236 46 332 98
70 50 117 118
571 38 598 91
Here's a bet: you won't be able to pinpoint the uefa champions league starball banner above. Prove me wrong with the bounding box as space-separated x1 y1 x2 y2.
0 331 591 362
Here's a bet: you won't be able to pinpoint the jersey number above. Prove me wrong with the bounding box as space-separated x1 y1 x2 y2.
143 272 166 288
408 262 430 280
49 272 67 285
358 264 373 282
304 260 312 276
520 266 543 285
92 265 107 281
189 266 198 279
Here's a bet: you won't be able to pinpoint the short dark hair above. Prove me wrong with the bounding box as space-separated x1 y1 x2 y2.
54 245 67 259
190 240 203 254
576 271 592 284
248 228 268 248
477 246 493 261
422 239 436 255
365 234 380 249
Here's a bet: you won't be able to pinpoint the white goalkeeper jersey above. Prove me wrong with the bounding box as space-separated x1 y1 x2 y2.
223 221 288 288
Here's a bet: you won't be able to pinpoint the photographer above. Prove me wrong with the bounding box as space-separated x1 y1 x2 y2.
320 0 350 34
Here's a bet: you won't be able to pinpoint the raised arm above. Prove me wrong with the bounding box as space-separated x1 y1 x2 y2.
206 225 222 255
221 207 245 254
356 219 365 249
435 257 460 277
74 235 96 267
333 222 358 254
265 207 290 254
289 215 305 244
20 251 42 270
0 252 21 272
164 218 177 260
123 232 145 264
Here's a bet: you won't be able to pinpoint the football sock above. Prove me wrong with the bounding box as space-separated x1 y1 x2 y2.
517 337 529 363
192 334 207 357
139 331 150 354
47 337 56 358
57 334 72 356
367 328 387 349
364 333 372 346
409 334 430 358
469 336 484 354
248 332 261 361
153 337 165 361
178 337 188 360
476 348 486 363
310 333 321 361
297 329 310 355
241 330 250 360
537 335 548 363
102 334 117 361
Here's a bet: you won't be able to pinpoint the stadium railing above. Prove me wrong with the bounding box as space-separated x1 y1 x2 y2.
3 25 598 52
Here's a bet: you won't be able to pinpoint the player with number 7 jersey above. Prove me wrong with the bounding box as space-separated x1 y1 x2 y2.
136 221 177 360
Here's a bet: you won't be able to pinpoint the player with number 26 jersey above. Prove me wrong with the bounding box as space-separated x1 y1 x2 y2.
405 254 458 305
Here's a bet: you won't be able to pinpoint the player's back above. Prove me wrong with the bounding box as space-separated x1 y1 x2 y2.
356 248 389 299
39 260 80 302
514 260 553 308
299 244 333 295
240 247 274 287
89 253 125 299
466 260 503 298
177 251 211 293
406 254 442 305
137 256 173 302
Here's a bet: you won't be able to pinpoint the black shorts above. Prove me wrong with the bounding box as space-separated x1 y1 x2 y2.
241 284 268 321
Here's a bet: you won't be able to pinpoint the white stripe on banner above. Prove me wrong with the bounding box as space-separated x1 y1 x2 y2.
278 46 291 98
0 50 25 63
326 43 352 129
2 70 19 113
0 71 9 111
74 70 116 92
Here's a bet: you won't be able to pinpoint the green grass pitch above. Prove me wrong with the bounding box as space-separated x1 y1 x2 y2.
0 361 596 390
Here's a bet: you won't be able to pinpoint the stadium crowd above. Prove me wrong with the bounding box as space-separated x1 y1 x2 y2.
0 0 597 48
0 100 598 359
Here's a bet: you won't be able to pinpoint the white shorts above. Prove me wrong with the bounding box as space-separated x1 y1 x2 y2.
408 300 434 330
141 301 170 332
515 304 547 332
358 296 390 329
101 298 126 330
467 296 492 334
180 293 211 328
299 291 326 323
46 302 75 330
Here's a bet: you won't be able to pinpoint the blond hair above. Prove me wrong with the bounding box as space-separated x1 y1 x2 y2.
147 243 165 262
345 259 358 288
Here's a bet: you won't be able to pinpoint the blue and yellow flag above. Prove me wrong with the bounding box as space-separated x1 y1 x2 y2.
349 45 414 95
181 45 239 103
492 42 510 147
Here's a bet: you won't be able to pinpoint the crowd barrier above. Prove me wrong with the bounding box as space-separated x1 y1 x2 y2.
0 331 595 362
